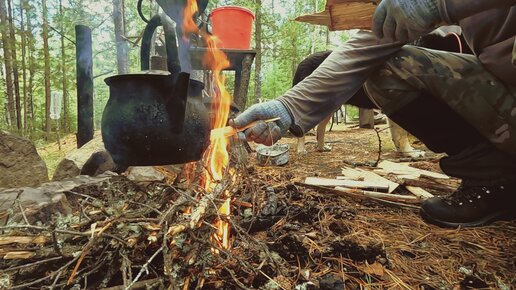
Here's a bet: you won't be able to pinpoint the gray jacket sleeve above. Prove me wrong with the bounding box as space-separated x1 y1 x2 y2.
277 30 404 136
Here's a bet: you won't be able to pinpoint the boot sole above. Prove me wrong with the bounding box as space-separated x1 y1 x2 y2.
419 208 515 228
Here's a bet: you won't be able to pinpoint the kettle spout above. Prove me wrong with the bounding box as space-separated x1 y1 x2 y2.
166 72 191 134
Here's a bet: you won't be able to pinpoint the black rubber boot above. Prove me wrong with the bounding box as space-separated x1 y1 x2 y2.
420 181 516 227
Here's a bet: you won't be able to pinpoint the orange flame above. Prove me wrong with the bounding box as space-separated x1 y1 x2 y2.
183 0 232 250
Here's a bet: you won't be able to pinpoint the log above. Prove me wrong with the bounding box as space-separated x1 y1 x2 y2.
304 177 389 191
334 187 420 203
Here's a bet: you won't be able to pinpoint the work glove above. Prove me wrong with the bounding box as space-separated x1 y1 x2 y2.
232 100 292 146
372 0 441 43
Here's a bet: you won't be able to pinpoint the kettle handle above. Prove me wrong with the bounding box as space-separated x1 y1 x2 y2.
140 14 181 78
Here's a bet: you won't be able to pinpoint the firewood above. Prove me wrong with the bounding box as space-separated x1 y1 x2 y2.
3 251 36 260
402 178 456 193
341 167 399 193
334 187 420 204
405 186 434 199
0 236 47 245
305 177 390 192
378 161 449 179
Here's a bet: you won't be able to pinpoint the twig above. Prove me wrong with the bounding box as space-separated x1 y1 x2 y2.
93 70 114 79
101 278 161 290
49 268 63 290
125 246 164 290
0 224 129 246
48 25 76 45
11 256 78 289
373 127 383 167
5 256 63 272
162 223 176 288
225 267 254 290
258 269 288 290
17 200 30 225
126 200 163 215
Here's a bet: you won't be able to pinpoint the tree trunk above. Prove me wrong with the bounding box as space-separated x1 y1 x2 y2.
26 2 35 133
0 0 16 128
253 0 262 106
0 59 7 126
59 0 69 132
7 0 22 130
113 0 129 74
42 0 51 138
19 0 28 132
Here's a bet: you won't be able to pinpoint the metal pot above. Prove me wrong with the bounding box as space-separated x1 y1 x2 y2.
101 14 210 167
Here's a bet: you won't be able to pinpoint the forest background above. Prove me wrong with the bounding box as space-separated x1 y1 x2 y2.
0 0 351 144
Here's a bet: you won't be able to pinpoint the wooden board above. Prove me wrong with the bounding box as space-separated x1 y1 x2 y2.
295 0 378 31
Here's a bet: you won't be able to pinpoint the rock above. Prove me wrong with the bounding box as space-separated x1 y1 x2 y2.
0 131 49 189
0 173 115 225
53 136 116 181
125 166 166 182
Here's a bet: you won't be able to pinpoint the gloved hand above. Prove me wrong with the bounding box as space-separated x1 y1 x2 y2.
372 0 441 43
232 100 292 146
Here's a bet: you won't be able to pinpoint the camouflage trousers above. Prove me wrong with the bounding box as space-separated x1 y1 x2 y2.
365 46 516 181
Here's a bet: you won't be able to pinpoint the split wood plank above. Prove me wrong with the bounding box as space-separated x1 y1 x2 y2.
373 169 421 180
3 251 36 260
304 177 389 192
295 0 378 30
378 160 449 179
0 236 47 246
341 167 399 193
405 186 434 199
403 178 456 193
334 187 420 204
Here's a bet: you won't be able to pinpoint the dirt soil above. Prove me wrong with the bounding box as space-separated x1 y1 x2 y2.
243 124 515 289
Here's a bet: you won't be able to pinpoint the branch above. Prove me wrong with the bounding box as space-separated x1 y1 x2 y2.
48 25 76 45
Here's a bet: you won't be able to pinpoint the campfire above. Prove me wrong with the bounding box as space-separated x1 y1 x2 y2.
182 0 233 252
1 1 515 289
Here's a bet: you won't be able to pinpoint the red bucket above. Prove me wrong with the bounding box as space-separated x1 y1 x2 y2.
210 6 255 50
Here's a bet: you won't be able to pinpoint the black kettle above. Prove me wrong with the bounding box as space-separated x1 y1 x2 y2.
101 14 210 167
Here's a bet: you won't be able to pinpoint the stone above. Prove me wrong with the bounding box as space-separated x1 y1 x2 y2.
125 166 166 182
53 136 116 181
0 131 49 189
0 173 115 225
